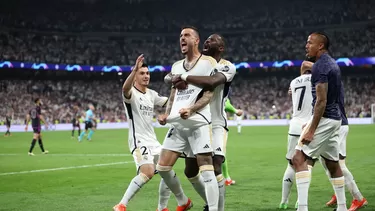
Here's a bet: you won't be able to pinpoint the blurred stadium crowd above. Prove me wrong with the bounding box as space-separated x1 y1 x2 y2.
0 0 374 124
0 74 374 124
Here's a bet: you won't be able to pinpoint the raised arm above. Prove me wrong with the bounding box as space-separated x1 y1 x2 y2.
122 54 144 99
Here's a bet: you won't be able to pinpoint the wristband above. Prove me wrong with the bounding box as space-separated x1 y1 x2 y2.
181 73 188 81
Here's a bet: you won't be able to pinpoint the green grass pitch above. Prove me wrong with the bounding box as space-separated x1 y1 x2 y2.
0 125 374 211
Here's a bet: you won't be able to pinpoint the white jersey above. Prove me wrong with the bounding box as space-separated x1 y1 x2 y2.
288 74 313 135
167 54 217 128
123 86 168 153
234 113 243 122
211 59 236 128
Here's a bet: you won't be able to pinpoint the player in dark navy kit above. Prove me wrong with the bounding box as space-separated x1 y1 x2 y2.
71 104 81 138
292 32 348 211
25 98 49 156
4 110 13 137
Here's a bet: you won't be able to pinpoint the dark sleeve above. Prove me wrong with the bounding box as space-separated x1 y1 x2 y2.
315 62 329 84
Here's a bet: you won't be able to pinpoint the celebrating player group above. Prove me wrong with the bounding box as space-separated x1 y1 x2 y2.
112 26 367 211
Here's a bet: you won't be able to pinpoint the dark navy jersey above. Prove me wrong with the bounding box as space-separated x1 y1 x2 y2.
29 105 41 127
338 83 348 125
311 53 341 121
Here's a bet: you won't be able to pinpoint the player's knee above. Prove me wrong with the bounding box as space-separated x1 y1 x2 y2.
184 158 199 178
291 150 305 167
139 164 156 179
213 155 224 175
196 153 213 167
158 149 179 166
323 157 340 176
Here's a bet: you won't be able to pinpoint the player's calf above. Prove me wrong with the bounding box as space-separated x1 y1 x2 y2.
157 150 190 208
196 154 219 211
184 157 207 204
323 157 347 211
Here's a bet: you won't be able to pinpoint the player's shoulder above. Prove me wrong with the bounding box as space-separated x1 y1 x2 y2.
200 55 217 66
172 59 184 69
146 88 158 96
219 59 236 71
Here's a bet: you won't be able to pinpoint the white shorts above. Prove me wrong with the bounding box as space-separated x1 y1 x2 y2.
162 124 213 156
286 135 299 160
132 145 161 173
295 117 341 161
338 125 349 158
212 126 228 157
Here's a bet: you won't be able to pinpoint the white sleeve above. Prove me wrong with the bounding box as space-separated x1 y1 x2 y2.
122 88 134 104
217 63 236 82
153 90 168 107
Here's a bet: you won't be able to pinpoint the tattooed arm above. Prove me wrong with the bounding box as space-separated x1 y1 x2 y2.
158 87 176 125
179 89 214 119
165 88 176 115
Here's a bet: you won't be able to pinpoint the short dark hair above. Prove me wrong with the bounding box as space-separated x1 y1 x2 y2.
215 33 226 48
181 25 200 38
312 31 330 50
34 98 40 103
141 63 148 68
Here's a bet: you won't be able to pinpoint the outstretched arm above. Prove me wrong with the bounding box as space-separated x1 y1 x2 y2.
224 99 237 114
183 73 227 90
123 54 144 99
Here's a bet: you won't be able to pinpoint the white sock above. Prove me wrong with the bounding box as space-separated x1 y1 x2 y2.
158 179 171 211
120 173 150 206
296 170 311 211
201 167 219 211
281 164 295 204
237 125 241 133
340 161 363 201
331 176 347 211
217 174 226 211
188 173 207 203
158 169 188 206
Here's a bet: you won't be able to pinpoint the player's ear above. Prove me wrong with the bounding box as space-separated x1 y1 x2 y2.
219 46 224 52
318 42 324 51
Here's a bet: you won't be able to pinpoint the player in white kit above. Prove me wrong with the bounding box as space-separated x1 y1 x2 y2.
156 26 220 211
113 55 171 211
279 60 313 210
173 34 236 211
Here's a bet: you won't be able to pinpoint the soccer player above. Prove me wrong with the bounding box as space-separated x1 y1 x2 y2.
321 84 368 211
230 103 243 134
157 27 219 211
223 98 243 186
292 32 347 211
25 98 49 156
298 62 368 211
279 60 313 209
4 110 13 137
71 104 81 138
78 104 96 142
171 33 235 211
113 55 171 211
